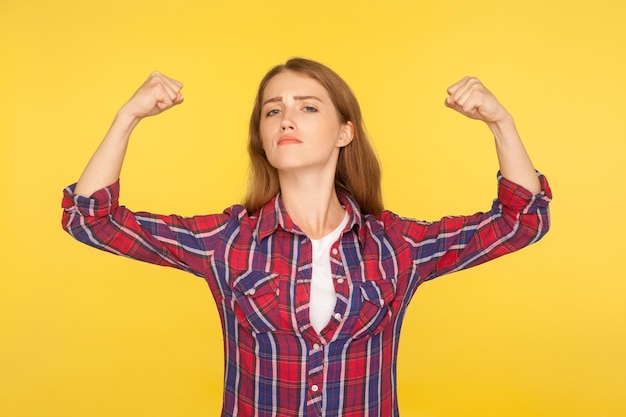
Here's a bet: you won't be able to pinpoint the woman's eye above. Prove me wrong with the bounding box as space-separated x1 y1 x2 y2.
303 106 317 113
266 109 280 117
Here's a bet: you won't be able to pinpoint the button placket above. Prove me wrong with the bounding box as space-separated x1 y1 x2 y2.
330 243 349 335
307 341 324 404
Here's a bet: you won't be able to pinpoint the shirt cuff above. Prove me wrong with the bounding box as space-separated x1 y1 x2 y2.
497 171 552 212
62 180 121 217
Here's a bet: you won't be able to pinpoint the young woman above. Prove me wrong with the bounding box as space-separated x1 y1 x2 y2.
62 58 551 416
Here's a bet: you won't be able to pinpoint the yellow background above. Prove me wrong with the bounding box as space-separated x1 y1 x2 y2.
1 0 624 416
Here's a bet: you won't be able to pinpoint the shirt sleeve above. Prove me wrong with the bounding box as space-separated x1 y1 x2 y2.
61 180 233 277
399 172 552 283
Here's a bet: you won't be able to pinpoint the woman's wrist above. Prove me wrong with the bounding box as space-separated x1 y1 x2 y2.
486 112 516 142
109 106 142 142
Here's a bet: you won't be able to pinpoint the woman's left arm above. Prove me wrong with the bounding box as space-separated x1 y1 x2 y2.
445 77 541 194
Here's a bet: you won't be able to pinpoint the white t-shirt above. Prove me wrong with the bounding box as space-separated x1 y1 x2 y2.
309 212 349 334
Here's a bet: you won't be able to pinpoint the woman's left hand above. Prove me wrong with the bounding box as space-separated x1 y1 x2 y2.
445 77 509 124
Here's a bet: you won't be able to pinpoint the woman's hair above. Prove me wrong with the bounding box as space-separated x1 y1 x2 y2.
244 57 383 215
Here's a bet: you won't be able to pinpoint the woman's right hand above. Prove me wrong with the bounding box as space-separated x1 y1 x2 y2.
119 71 184 120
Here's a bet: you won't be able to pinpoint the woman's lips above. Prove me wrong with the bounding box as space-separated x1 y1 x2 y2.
278 135 302 145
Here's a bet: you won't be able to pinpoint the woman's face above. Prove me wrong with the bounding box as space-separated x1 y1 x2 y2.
259 71 353 174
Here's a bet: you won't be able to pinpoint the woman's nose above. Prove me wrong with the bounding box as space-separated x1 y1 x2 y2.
280 109 295 130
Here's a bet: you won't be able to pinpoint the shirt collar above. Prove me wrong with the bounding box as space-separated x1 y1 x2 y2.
254 187 366 245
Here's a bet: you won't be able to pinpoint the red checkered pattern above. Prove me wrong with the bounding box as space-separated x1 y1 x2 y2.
62 172 551 416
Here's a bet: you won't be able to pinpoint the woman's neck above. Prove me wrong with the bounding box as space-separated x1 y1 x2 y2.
278 171 345 240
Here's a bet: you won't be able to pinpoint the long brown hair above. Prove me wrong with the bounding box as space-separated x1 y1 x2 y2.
244 57 383 215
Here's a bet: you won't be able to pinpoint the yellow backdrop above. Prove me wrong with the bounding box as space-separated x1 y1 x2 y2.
1 0 624 416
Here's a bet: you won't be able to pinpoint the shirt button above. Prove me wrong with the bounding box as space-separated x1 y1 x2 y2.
311 385 319 392
245 288 256 296
334 313 342 321
337 278 344 284
313 343 320 350
331 248 338 256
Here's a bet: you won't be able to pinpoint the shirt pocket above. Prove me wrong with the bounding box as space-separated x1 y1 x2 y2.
351 278 397 339
231 271 281 333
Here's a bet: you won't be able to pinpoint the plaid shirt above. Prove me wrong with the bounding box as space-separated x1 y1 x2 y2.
62 173 551 417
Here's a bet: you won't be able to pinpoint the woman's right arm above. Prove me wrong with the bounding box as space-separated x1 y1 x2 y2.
74 72 184 197
64 72 234 277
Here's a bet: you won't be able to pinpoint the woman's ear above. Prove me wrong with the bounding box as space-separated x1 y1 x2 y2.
337 121 354 147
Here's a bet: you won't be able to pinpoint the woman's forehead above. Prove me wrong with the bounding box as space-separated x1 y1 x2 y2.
262 71 329 101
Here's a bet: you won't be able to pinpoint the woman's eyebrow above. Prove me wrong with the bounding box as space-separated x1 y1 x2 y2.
262 96 282 107
293 95 322 102
262 95 323 106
